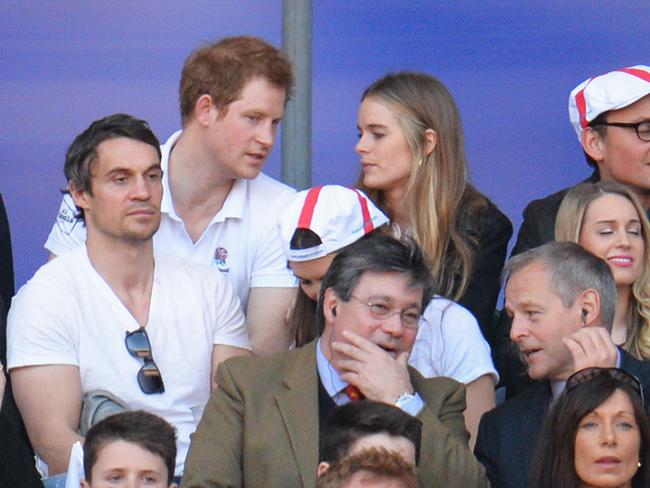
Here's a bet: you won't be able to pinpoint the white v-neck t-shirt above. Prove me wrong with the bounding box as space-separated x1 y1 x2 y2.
7 245 250 475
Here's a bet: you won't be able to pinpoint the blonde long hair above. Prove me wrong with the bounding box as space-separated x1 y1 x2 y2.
555 181 650 359
356 71 486 300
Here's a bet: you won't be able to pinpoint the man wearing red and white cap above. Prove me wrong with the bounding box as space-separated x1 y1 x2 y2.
512 64 650 256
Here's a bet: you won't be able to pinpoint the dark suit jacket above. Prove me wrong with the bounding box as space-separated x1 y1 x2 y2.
0 297 42 488
475 350 650 488
0 194 14 308
510 172 599 257
0 193 15 366
181 341 488 488
457 198 512 342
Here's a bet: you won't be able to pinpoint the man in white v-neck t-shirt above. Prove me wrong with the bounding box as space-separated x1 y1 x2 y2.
8 114 251 481
45 35 298 355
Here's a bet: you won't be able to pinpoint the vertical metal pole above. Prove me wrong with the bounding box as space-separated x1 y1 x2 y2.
282 0 312 190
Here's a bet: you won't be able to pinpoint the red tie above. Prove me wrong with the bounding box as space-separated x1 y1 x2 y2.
344 385 365 402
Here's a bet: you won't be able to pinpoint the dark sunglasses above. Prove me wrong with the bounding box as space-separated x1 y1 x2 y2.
566 367 644 405
124 328 165 394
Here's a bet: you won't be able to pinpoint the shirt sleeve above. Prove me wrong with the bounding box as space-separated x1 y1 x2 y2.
211 271 251 351
249 191 297 289
7 281 78 369
410 298 498 385
44 193 87 256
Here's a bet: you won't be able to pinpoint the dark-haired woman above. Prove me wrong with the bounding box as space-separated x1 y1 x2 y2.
531 367 650 488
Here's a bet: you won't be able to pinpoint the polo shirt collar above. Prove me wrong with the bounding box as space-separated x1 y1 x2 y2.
159 129 248 225
160 130 182 217
215 178 247 223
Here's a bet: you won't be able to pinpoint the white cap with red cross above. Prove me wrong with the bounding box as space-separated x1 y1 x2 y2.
569 65 650 140
277 185 390 262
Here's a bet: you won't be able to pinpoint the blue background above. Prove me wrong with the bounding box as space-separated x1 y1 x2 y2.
2 1 649 289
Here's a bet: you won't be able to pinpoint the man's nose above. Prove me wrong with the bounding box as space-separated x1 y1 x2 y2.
256 122 275 147
381 311 404 336
510 316 528 342
130 175 151 200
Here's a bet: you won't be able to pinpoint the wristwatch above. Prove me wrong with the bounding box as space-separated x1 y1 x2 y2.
394 391 416 409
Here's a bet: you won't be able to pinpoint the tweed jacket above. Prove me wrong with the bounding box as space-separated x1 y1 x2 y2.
181 341 488 488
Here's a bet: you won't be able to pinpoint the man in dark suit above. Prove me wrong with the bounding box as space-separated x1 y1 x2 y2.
181 235 488 488
475 241 650 488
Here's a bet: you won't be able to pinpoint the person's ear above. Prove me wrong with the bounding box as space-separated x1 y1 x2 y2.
81 480 90 488
69 183 91 215
576 289 600 327
322 288 339 323
581 127 605 163
194 94 217 127
424 128 437 156
317 461 331 477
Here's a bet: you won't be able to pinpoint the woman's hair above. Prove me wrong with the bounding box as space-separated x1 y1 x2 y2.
289 291 318 347
287 228 322 346
530 372 650 488
356 71 487 300
555 181 650 359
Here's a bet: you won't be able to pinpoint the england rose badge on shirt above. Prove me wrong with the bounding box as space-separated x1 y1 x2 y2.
213 246 229 273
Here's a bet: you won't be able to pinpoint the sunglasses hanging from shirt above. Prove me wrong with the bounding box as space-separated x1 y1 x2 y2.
124 327 165 394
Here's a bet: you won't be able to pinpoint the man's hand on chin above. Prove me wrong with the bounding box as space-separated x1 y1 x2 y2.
331 330 414 404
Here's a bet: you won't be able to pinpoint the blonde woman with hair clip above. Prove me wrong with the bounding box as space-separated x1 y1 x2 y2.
555 181 650 360
355 71 512 341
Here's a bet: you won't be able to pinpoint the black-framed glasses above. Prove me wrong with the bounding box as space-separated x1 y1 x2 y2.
591 120 650 142
125 328 165 394
566 367 644 405
348 295 423 330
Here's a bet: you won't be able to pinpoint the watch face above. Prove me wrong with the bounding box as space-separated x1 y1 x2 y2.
395 392 415 408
